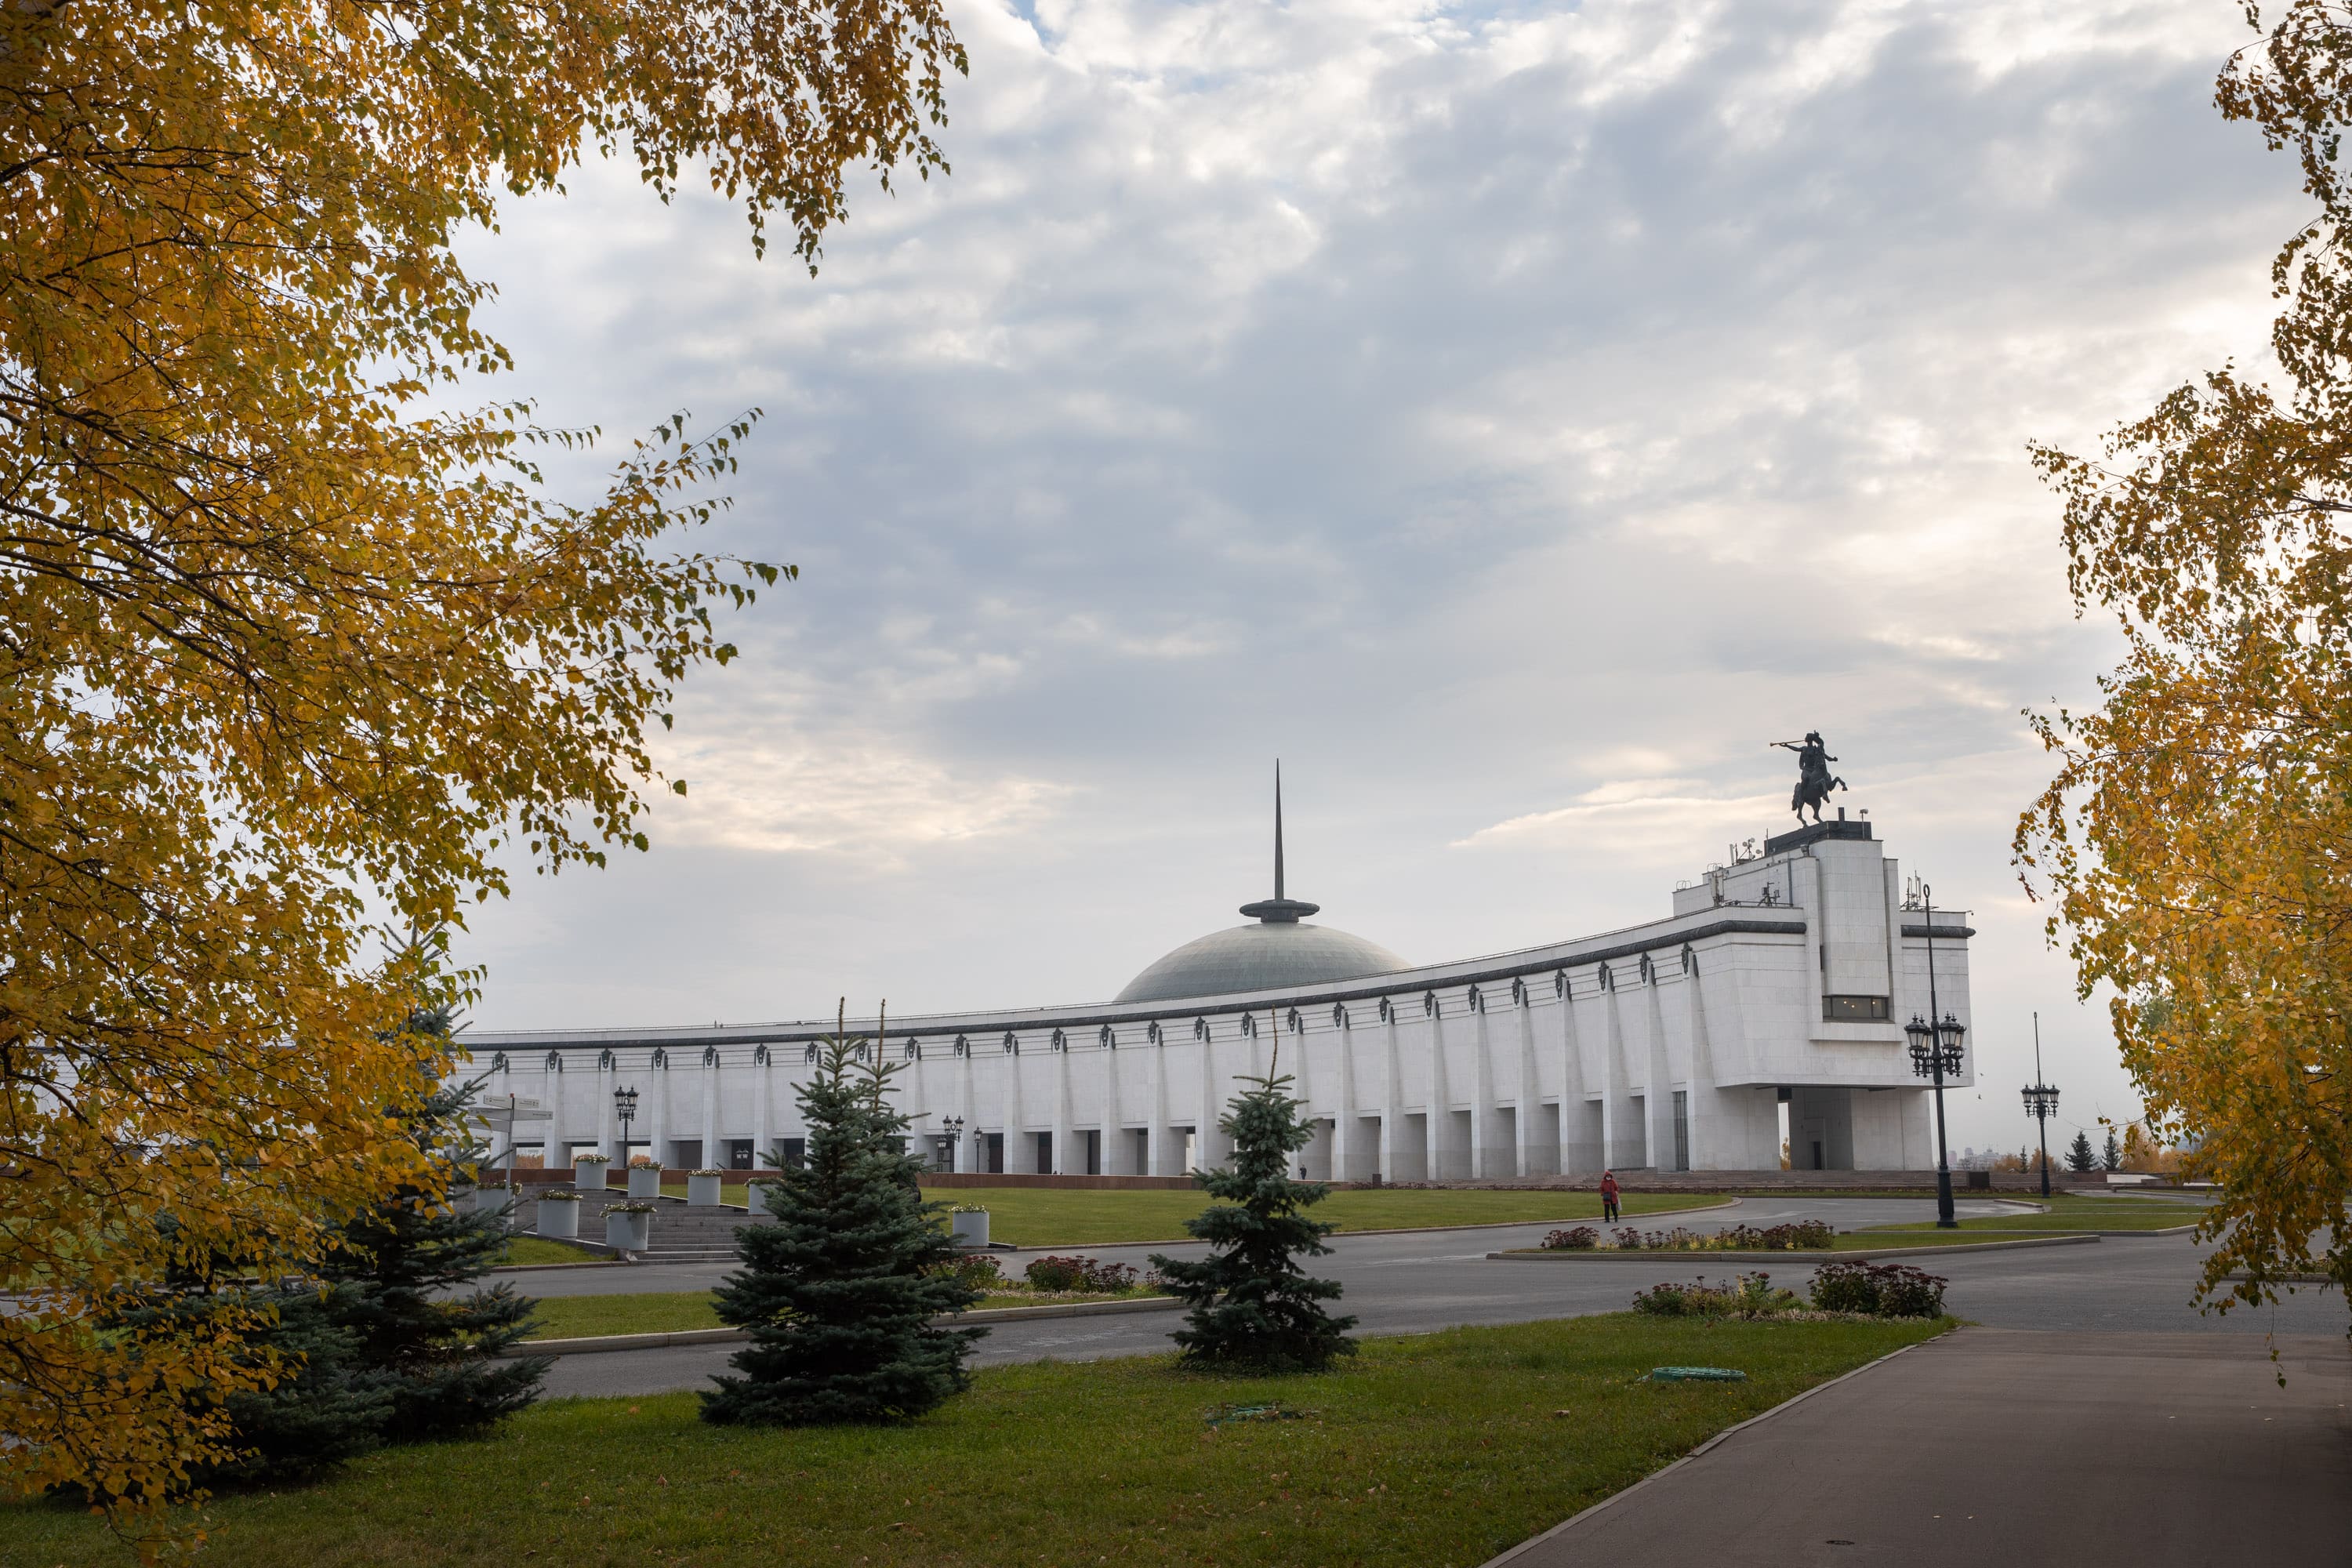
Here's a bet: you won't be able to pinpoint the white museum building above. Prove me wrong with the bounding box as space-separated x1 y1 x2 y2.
464 811 1974 1179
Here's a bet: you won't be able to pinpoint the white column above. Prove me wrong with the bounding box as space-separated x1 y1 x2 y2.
750 1047 771 1169
1380 1002 1404 1181
960 1040 978 1174
700 1050 720 1169
1425 997 1451 1180
1645 980 1675 1171
1100 1030 1123 1174
597 1058 619 1163
1006 1039 1032 1172
645 1060 667 1167
1468 999 1494 1178
541 1055 565 1166
1148 1029 1171 1174
1051 1036 1072 1174
1557 980 1596 1176
1195 1021 1222 1171
1332 1011 1357 1184
1514 997 1542 1175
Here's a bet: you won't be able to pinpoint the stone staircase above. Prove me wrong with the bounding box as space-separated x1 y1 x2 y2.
517 1189 772 1263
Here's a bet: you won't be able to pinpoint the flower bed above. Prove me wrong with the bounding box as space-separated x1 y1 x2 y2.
1541 1221 1835 1252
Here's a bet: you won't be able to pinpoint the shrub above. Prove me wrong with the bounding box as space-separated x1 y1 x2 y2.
1809 1261 1947 1318
1611 1227 1646 1250
538 1189 582 1203
1023 1255 1140 1293
927 1253 1004 1291
691 1168 726 1178
572 1152 610 1164
627 1154 661 1170
1542 1225 1600 1250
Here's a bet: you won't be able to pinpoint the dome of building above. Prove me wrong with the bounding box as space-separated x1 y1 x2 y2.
1115 920 1408 1004
1112 764 1406 1004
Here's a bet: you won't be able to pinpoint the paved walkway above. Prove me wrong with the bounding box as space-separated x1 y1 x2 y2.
1489 1328 2352 1567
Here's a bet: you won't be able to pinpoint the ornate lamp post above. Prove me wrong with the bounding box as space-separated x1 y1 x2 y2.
2021 1011 2060 1200
613 1083 639 1161
935 1114 965 1174
1904 881 1966 1229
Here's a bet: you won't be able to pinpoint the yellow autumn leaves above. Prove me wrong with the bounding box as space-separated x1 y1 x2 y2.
2021 2 2352 1312
0 0 958 1545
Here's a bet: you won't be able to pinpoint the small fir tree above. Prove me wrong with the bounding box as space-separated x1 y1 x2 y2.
700 1028 982 1425
2067 1130 2096 1173
319 1021 550 1440
2101 1128 2122 1171
99 1229 393 1494
1150 1064 1356 1374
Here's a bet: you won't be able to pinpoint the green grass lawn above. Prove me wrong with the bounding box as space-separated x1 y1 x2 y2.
2 1313 1947 1568
896 1186 1703 1247
1865 1195 2205 1234
497 1236 612 1267
524 1287 1163 1341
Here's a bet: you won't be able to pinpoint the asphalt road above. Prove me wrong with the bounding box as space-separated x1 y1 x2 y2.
529 1193 2339 1400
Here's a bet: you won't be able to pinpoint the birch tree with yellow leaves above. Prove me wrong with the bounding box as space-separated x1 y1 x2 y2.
0 0 960 1541
2020 0 2352 1317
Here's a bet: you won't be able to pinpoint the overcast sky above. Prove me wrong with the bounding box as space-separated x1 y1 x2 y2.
452 0 2296 1152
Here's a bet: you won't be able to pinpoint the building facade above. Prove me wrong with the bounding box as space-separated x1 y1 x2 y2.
463 816 1973 1178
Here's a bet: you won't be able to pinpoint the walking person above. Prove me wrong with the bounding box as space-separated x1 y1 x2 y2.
1600 1169 1621 1225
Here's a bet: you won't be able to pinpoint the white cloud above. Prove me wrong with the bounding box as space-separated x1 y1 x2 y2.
452 0 2288 1146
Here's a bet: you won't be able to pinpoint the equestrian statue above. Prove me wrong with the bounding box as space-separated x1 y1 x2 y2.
1772 732 1847 824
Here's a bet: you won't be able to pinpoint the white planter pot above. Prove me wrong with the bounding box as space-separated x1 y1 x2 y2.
604 1210 652 1251
687 1174 724 1206
574 1159 608 1191
537 1200 579 1240
951 1210 990 1248
626 1166 662 1198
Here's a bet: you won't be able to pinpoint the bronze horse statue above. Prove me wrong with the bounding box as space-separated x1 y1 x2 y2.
1772 733 1847 823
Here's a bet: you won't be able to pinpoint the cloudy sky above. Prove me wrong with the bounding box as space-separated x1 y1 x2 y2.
453 0 2297 1153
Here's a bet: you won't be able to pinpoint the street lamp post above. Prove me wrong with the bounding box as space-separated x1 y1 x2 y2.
2021 1011 2060 1200
1904 882 1966 1229
936 1114 965 1174
614 1084 639 1163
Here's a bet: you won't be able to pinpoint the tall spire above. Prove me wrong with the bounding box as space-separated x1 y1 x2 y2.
1274 760 1285 901
1241 760 1319 924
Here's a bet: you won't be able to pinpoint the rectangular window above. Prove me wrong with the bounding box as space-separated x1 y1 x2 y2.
1036 1131 1054 1174
779 1137 806 1170
724 1138 754 1170
1822 994 1890 1022
1671 1091 1690 1172
985 1132 1006 1174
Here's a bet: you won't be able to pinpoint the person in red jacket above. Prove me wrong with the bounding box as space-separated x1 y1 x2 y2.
1600 1170 1621 1224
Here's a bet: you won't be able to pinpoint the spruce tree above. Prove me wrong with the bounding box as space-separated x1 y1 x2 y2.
99 1229 393 1494
2067 1129 2096 1172
699 1030 982 1425
319 1048 550 1440
1150 1066 1356 1374
2101 1128 2122 1171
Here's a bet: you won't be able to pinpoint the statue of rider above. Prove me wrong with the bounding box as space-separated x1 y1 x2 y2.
1772 731 1846 823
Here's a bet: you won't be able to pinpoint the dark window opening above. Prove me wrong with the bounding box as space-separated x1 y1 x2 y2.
985 1132 1005 1174
1671 1091 1690 1172
1083 1129 1102 1176
725 1138 754 1170
1823 994 1890 1022
1036 1131 1054 1174
779 1137 806 1170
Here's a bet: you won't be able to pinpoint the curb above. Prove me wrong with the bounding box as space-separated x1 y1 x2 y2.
491 1258 631 1274
506 1294 1183 1357
989 1198 1746 1253
1475 1323 1960 1568
1486 1234 2102 1262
